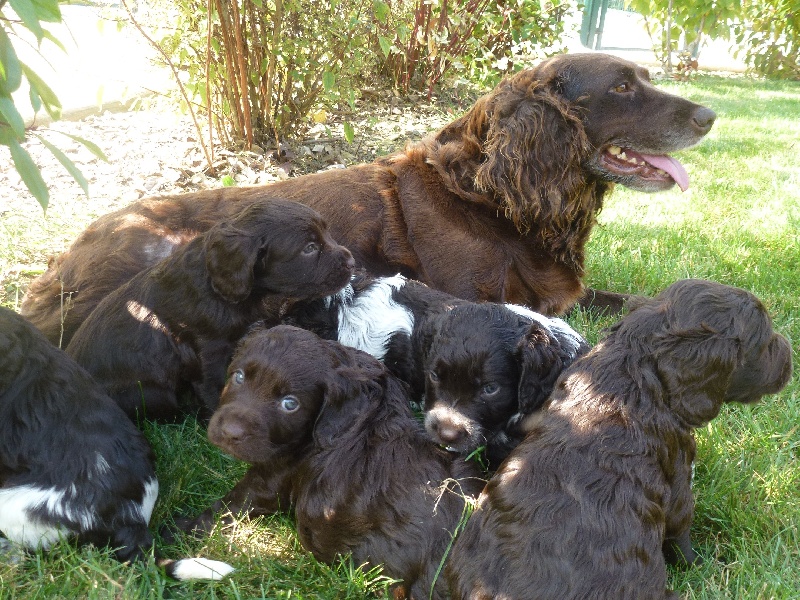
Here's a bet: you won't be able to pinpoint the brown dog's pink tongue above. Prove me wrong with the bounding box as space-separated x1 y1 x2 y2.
640 154 690 192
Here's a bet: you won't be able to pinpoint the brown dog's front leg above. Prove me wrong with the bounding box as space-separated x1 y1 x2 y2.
573 288 637 315
175 463 295 537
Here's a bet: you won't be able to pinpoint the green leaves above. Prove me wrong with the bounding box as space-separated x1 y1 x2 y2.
1 0 100 211
0 27 23 95
0 126 50 211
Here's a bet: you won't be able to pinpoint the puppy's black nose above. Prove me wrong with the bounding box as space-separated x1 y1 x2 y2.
692 107 716 135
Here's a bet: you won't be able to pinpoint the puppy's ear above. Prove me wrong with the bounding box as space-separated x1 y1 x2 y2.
652 323 740 427
204 223 265 303
312 345 386 445
516 325 569 416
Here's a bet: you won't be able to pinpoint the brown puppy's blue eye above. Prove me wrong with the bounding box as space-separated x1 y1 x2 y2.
280 396 299 412
232 370 245 384
429 371 439 383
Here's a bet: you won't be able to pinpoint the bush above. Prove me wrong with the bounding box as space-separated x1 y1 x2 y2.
625 0 799 80
734 0 800 80
375 0 571 93
148 0 571 150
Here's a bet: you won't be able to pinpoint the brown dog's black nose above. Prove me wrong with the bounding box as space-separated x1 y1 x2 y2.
692 107 716 135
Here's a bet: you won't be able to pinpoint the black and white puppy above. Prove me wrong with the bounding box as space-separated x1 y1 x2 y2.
285 273 589 467
0 307 233 580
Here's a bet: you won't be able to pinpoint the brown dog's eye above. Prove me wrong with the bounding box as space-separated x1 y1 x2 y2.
302 242 320 255
280 395 300 412
612 82 630 93
482 383 500 396
231 369 245 385
429 371 439 383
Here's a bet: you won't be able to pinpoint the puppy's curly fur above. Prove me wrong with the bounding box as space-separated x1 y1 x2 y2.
66 199 354 420
446 279 793 600
0 308 233 580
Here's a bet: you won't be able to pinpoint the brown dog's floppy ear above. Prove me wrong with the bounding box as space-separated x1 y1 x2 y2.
652 324 740 427
472 67 594 254
312 344 386 446
204 222 266 303
516 325 571 416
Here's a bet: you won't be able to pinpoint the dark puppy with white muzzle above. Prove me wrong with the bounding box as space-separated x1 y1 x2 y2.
285 273 589 467
66 198 355 421
0 307 233 580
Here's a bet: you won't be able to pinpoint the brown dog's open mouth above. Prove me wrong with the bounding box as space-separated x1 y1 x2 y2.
600 145 690 191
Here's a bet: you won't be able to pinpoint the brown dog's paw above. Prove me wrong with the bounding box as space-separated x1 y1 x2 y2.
573 288 638 315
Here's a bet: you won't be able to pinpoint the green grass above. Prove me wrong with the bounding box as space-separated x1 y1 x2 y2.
1 73 799 598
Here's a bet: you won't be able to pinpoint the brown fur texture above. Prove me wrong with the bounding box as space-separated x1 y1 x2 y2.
22 53 715 347
446 279 792 600
189 325 485 599
65 199 354 420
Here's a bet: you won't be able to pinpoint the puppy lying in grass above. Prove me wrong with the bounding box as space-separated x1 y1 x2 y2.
0 307 233 580
189 325 485 599
66 199 354 421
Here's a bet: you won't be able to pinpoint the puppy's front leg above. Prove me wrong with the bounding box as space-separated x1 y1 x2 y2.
176 463 295 536
663 446 702 567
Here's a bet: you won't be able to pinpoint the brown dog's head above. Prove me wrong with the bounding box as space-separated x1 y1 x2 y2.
421 303 588 460
534 53 716 193
203 199 355 303
431 52 715 269
617 279 792 427
207 325 384 465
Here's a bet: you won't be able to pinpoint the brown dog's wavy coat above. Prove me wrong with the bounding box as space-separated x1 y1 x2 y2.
23 53 715 346
446 279 793 600
65 199 354 420
193 325 485 599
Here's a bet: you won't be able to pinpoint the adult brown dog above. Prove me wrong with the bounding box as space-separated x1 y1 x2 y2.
22 53 716 347
446 279 792 600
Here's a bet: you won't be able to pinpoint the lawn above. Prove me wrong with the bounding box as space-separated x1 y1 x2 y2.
1 73 798 599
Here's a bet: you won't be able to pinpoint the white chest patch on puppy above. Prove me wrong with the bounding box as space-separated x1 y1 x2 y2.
336 275 415 360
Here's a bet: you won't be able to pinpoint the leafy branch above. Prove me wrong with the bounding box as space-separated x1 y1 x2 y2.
1 0 107 211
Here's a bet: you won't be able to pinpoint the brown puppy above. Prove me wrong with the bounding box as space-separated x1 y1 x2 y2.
22 53 716 346
66 199 354 420
194 325 485 600
446 279 793 600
